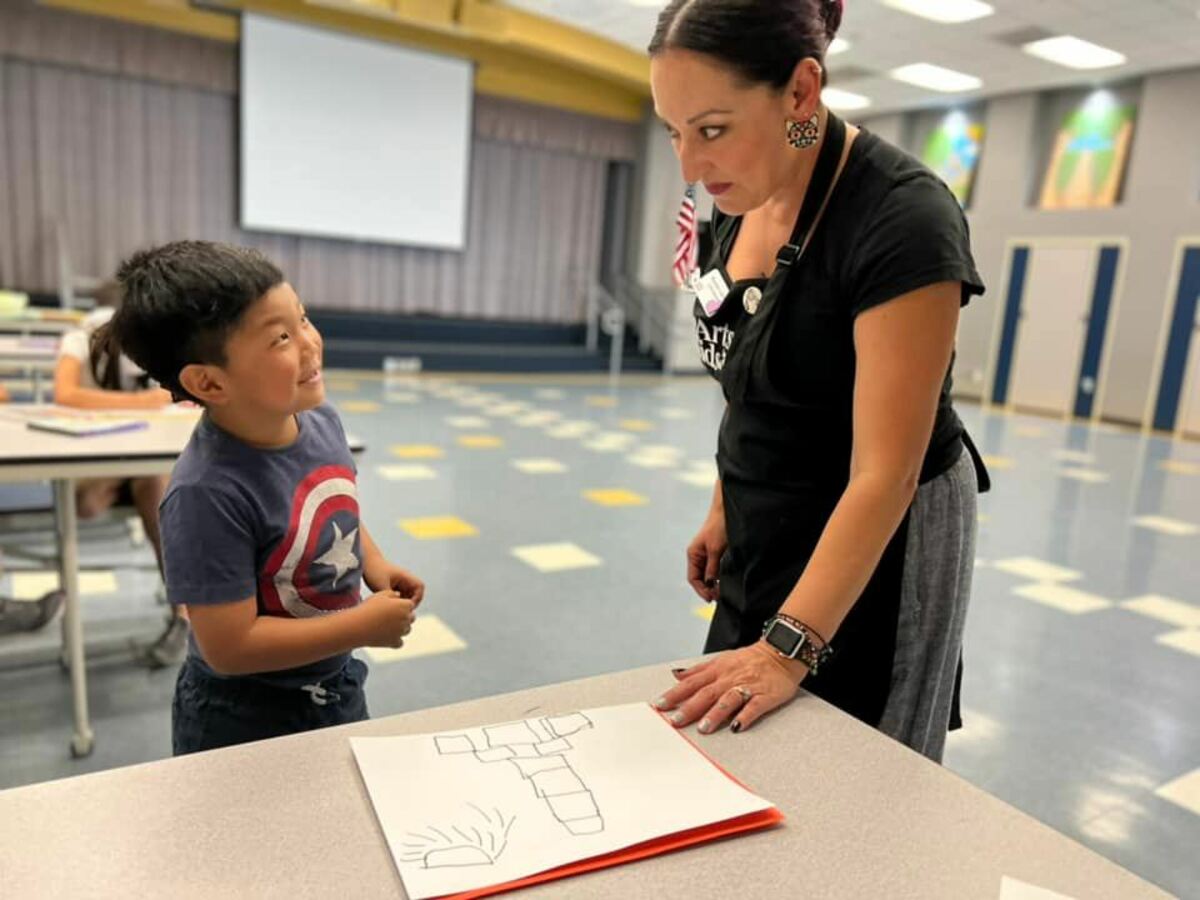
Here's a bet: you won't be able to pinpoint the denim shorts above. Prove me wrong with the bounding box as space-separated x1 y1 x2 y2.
172 655 369 756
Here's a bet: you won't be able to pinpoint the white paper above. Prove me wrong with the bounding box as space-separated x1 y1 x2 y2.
693 269 731 315
999 875 1078 900
351 702 775 899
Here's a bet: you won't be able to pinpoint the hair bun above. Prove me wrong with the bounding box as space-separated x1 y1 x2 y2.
822 0 844 41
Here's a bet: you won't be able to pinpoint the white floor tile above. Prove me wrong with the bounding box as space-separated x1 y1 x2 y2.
677 470 717 487
9 570 119 600
1132 515 1199 537
1058 467 1111 484
1120 595 1200 629
512 459 568 474
1155 629 1200 658
362 614 467 663
375 465 438 482
659 408 693 420
511 542 602 573
991 557 1082 583
1155 767 1200 816
445 416 489 429
534 389 565 400
1052 449 1096 465
1012 583 1112 614
515 411 561 427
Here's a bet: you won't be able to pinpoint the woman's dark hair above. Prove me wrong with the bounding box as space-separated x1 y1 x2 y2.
87 280 126 391
648 0 844 89
104 240 284 402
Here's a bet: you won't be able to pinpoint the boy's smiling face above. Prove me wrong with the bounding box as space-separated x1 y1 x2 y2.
213 282 325 418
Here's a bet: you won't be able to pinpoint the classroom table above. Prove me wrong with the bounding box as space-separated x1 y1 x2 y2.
0 334 59 400
0 407 364 758
0 662 1170 899
0 310 83 336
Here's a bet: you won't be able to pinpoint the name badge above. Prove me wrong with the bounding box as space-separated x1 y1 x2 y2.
693 269 731 316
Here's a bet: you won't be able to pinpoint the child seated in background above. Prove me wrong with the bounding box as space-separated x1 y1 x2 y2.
107 240 423 755
54 282 184 667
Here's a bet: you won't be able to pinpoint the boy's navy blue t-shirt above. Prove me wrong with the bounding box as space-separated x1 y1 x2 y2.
160 403 363 688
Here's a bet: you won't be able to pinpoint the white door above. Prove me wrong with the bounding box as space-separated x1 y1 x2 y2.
1008 245 1096 416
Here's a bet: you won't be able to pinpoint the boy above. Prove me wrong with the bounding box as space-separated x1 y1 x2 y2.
109 241 421 755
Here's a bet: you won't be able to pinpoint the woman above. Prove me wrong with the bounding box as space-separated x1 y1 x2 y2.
54 282 187 667
649 0 989 762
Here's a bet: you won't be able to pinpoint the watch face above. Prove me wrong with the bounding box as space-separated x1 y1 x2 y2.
766 621 805 657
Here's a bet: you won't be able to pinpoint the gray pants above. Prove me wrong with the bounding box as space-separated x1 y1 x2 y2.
877 451 978 762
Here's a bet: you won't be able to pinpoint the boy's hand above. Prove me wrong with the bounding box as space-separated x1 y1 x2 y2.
360 590 416 648
366 563 425 607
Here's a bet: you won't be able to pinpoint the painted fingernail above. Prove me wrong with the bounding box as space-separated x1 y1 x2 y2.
671 668 686 677
668 712 684 725
653 696 670 710
731 720 742 734
698 718 712 734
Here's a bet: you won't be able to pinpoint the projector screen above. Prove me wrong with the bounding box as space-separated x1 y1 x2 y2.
240 13 473 250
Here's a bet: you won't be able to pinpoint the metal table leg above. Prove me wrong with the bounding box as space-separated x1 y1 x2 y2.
53 478 94 758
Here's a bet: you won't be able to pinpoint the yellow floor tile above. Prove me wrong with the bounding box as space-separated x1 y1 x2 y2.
1014 426 1044 438
390 444 444 460
982 455 1016 470
375 465 438 482
1132 515 1199 537
325 380 360 393
1159 460 1200 476
619 419 655 432
1155 768 1200 816
457 435 504 449
583 488 648 507
1155 629 1200 658
512 459 568 474
1120 595 1200 629
992 556 1081 583
1012 583 1112 615
511 542 601 573
10 570 119 600
400 516 478 540
340 400 380 413
362 614 467 664
693 604 715 622
585 395 618 408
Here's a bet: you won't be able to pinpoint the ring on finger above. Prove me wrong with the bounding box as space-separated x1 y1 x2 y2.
733 685 752 704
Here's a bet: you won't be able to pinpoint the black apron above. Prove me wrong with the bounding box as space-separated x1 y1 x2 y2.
692 113 988 729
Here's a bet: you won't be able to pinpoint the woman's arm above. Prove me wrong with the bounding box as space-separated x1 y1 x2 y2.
774 281 961 639
53 355 171 409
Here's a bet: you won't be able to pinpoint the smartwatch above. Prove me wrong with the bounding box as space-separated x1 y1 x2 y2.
762 616 833 674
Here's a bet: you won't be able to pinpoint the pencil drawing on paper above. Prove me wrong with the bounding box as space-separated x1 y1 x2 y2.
433 712 604 836
399 803 516 869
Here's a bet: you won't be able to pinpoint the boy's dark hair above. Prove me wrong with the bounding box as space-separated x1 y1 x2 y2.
105 241 283 402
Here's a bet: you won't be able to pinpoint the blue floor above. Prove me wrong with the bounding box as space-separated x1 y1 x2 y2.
0 371 1196 897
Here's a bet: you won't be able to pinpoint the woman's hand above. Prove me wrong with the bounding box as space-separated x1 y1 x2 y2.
686 510 727 602
653 643 808 735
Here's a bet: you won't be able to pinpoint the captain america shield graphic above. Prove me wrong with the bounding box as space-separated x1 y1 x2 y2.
260 465 362 618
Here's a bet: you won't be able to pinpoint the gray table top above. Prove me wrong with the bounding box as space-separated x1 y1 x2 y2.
0 662 1170 899
0 408 363 479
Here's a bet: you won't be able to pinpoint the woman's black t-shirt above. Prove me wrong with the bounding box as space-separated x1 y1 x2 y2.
696 127 985 493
